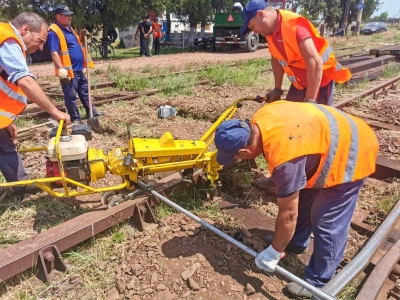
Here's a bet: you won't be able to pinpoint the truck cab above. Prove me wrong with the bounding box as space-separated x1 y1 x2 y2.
213 12 266 52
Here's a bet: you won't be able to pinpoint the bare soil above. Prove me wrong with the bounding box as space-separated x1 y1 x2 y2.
2 44 391 300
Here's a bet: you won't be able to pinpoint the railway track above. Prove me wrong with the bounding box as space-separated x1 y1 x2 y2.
1 52 400 299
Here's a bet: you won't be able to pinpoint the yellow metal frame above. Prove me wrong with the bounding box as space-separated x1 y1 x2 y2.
0 97 260 197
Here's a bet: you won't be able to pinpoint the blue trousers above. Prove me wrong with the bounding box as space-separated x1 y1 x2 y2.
286 80 334 106
140 36 145 55
287 179 365 287
61 70 98 122
0 128 28 192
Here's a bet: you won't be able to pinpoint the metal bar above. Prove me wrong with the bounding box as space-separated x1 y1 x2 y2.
137 180 337 300
333 74 400 109
355 238 400 300
321 198 400 296
0 172 189 282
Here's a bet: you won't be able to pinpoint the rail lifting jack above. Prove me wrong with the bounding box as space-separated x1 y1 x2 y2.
0 96 336 299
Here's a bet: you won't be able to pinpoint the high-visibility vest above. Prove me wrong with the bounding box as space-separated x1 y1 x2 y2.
152 22 162 38
0 23 28 129
266 10 351 90
251 101 378 188
49 23 94 79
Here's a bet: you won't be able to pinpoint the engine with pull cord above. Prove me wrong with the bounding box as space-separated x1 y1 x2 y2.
1 96 266 207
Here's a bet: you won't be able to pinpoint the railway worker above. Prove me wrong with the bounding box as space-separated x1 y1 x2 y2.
135 16 147 57
214 100 378 297
152 17 162 56
240 0 351 105
0 12 71 198
47 4 101 124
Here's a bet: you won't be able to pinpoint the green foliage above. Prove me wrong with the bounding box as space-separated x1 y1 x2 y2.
199 59 270 87
112 232 125 243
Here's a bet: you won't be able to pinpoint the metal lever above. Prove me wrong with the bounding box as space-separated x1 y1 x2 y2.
137 180 336 300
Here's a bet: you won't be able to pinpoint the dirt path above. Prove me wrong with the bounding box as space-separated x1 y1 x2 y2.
29 46 271 78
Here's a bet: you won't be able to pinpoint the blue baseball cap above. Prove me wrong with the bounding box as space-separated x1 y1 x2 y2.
54 4 74 16
240 0 269 35
215 119 250 165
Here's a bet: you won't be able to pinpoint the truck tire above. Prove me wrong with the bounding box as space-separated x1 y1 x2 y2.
245 31 259 52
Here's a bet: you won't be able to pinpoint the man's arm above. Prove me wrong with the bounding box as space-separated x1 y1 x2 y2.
299 37 323 100
17 76 71 124
50 52 63 69
271 56 285 89
271 191 299 253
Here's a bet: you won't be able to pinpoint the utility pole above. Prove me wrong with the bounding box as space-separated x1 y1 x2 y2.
343 0 351 35
354 0 364 36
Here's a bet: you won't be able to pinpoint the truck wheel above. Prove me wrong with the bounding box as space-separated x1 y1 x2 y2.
219 44 232 52
245 31 259 52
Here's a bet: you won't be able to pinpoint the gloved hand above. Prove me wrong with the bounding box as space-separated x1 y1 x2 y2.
266 87 283 103
58 68 70 84
255 245 285 273
82 68 87 75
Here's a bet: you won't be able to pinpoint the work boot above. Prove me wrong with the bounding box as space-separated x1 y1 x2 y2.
264 235 308 255
254 176 275 190
14 185 42 200
285 282 313 298
72 119 84 125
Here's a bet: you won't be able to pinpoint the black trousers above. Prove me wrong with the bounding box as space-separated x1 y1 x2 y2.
154 37 160 55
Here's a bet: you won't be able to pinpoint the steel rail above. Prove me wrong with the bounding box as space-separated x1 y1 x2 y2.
355 238 400 300
333 74 400 109
319 198 400 297
137 180 337 300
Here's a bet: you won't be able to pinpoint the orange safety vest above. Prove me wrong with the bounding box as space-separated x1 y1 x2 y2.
251 101 378 188
152 22 162 38
0 23 28 129
49 23 94 79
266 10 351 90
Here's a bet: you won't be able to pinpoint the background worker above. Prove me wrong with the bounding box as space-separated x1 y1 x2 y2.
240 0 351 105
135 16 147 57
0 12 71 197
47 4 100 124
214 101 378 297
142 15 153 57
152 17 162 56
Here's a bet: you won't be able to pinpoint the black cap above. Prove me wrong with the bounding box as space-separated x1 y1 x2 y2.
54 5 74 16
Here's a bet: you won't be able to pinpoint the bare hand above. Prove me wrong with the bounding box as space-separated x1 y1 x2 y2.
5 123 18 141
81 29 91 38
52 111 71 125
266 88 283 103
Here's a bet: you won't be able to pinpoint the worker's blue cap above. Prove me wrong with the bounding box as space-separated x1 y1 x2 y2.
240 0 269 35
54 5 74 16
215 119 250 165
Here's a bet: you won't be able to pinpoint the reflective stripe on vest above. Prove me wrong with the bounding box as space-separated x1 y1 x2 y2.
0 80 28 104
266 10 351 89
251 101 378 189
0 22 28 128
311 104 359 188
49 23 94 79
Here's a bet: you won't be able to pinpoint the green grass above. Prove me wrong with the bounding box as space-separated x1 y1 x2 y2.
255 154 268 170
198 58 271 87
381 62 400 78
155 188 220 220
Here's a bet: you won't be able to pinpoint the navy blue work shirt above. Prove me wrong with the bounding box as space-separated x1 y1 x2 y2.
47 20 84 71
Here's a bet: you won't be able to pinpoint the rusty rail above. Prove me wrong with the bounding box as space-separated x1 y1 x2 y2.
0 173 191 283
355 238 400 299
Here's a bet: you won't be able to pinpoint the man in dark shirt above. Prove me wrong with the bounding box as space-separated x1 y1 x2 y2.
142 15 153 57
135 16 146 57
